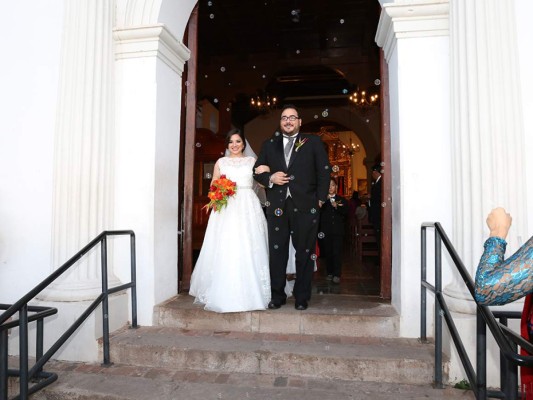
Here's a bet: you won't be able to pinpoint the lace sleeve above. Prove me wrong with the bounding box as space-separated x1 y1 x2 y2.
248 157 267 205
474 236 533 305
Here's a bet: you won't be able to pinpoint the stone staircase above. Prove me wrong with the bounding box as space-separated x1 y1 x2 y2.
23 294 473 399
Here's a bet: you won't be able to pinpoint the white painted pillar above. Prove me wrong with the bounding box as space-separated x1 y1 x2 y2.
44 0 120 300
445 0 528 310
376 0 452 337
442 2 529 385
113 24 190 325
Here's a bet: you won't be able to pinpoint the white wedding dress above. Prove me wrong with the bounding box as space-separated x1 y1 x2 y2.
189 156 271 312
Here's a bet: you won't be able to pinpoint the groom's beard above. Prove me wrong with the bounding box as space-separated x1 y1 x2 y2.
281 125 299 136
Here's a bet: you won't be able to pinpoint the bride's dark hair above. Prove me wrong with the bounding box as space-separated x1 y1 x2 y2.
225 128 247 151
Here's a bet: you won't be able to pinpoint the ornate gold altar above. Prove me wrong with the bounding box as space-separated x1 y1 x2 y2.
317 126 353 197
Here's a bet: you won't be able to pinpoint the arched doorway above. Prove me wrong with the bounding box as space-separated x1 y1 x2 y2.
173 0 390 298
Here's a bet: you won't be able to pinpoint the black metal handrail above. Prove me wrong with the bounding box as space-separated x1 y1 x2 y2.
0 230 137 400
421 222 533 400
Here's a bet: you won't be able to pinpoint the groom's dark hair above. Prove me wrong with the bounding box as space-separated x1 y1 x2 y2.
281 104 300 118
225 128 247 150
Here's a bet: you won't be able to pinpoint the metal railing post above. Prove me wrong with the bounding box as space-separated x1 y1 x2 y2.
101 236 111 366
434 230 443 388
421 227 427 342
19 305 29 399
498 316 518 400
476 310 487 399
0 329 8 400
36 318 44 376
130 233 138 328
506 341 519 400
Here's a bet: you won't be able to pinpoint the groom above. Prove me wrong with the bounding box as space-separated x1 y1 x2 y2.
254 104 331 310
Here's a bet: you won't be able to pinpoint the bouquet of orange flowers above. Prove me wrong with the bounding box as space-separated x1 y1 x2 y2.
203 174 237 213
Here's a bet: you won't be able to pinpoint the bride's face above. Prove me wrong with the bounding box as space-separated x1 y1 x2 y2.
227 134 244 156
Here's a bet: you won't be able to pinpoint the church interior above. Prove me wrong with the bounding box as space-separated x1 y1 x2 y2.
190 0 383 296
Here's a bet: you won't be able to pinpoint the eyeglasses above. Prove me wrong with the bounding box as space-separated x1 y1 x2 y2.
280 115 299 122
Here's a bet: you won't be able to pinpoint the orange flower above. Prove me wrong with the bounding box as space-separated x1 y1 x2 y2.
203 175 238 213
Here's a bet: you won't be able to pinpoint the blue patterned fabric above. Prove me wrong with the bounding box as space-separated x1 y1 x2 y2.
474 236 533 306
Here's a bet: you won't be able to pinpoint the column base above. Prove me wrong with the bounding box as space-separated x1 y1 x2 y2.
8 292 130 362
37 275 123 302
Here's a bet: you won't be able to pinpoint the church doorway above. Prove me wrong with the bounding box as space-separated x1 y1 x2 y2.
179 0 390 299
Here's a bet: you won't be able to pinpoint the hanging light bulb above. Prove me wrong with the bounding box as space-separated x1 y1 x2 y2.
250 93 277 112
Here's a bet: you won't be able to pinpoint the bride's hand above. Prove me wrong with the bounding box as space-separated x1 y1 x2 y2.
254 165 271 174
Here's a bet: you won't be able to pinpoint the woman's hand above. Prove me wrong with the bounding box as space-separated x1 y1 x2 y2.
254 165 271 174
487 207 512 240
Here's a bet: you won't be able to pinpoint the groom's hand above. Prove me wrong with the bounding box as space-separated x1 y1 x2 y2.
269 171 289 185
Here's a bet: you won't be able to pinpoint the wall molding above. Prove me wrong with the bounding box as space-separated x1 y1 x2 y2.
376 0 449 61
114 24 190 74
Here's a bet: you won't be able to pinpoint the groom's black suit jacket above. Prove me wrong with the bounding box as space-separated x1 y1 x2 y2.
254 131 331 303
253 132 331 214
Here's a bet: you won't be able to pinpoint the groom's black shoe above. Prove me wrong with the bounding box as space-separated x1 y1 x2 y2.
268 299 286 309
295 301 308 311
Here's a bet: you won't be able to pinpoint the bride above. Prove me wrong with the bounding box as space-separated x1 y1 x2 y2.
189 129 271 312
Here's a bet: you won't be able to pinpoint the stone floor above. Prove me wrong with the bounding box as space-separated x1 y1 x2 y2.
312 248 380 296
23 359 476 400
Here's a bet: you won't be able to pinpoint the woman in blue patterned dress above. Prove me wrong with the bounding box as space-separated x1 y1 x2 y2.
474 207 533 396
474 208 533 305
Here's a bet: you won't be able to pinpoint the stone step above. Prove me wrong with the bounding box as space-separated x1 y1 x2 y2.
105 326 443 385
29 360 473 400
154 294 399 338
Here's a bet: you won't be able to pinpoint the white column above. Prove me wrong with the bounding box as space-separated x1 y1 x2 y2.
445 0 528 310
43 0 119 301
443 2 527 384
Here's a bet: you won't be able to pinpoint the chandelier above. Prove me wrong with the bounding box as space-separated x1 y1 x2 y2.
347 139 360 157
250 93 277 112
349 89 379 111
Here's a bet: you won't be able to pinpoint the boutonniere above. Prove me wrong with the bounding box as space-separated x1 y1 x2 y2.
329 197 343 207
294 138 308 152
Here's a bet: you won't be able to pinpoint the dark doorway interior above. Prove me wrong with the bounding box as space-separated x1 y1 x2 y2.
186 0 387 297
195 0 382 130
314 240 380 297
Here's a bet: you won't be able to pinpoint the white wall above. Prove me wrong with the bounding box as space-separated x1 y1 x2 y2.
391 35 453 337
0 1 64 303
153 59 182 308
515 0 533 234
158 0 197 38
388 45 402 312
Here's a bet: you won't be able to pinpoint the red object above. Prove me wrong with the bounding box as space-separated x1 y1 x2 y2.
521 295 533 398
204 175 237 212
